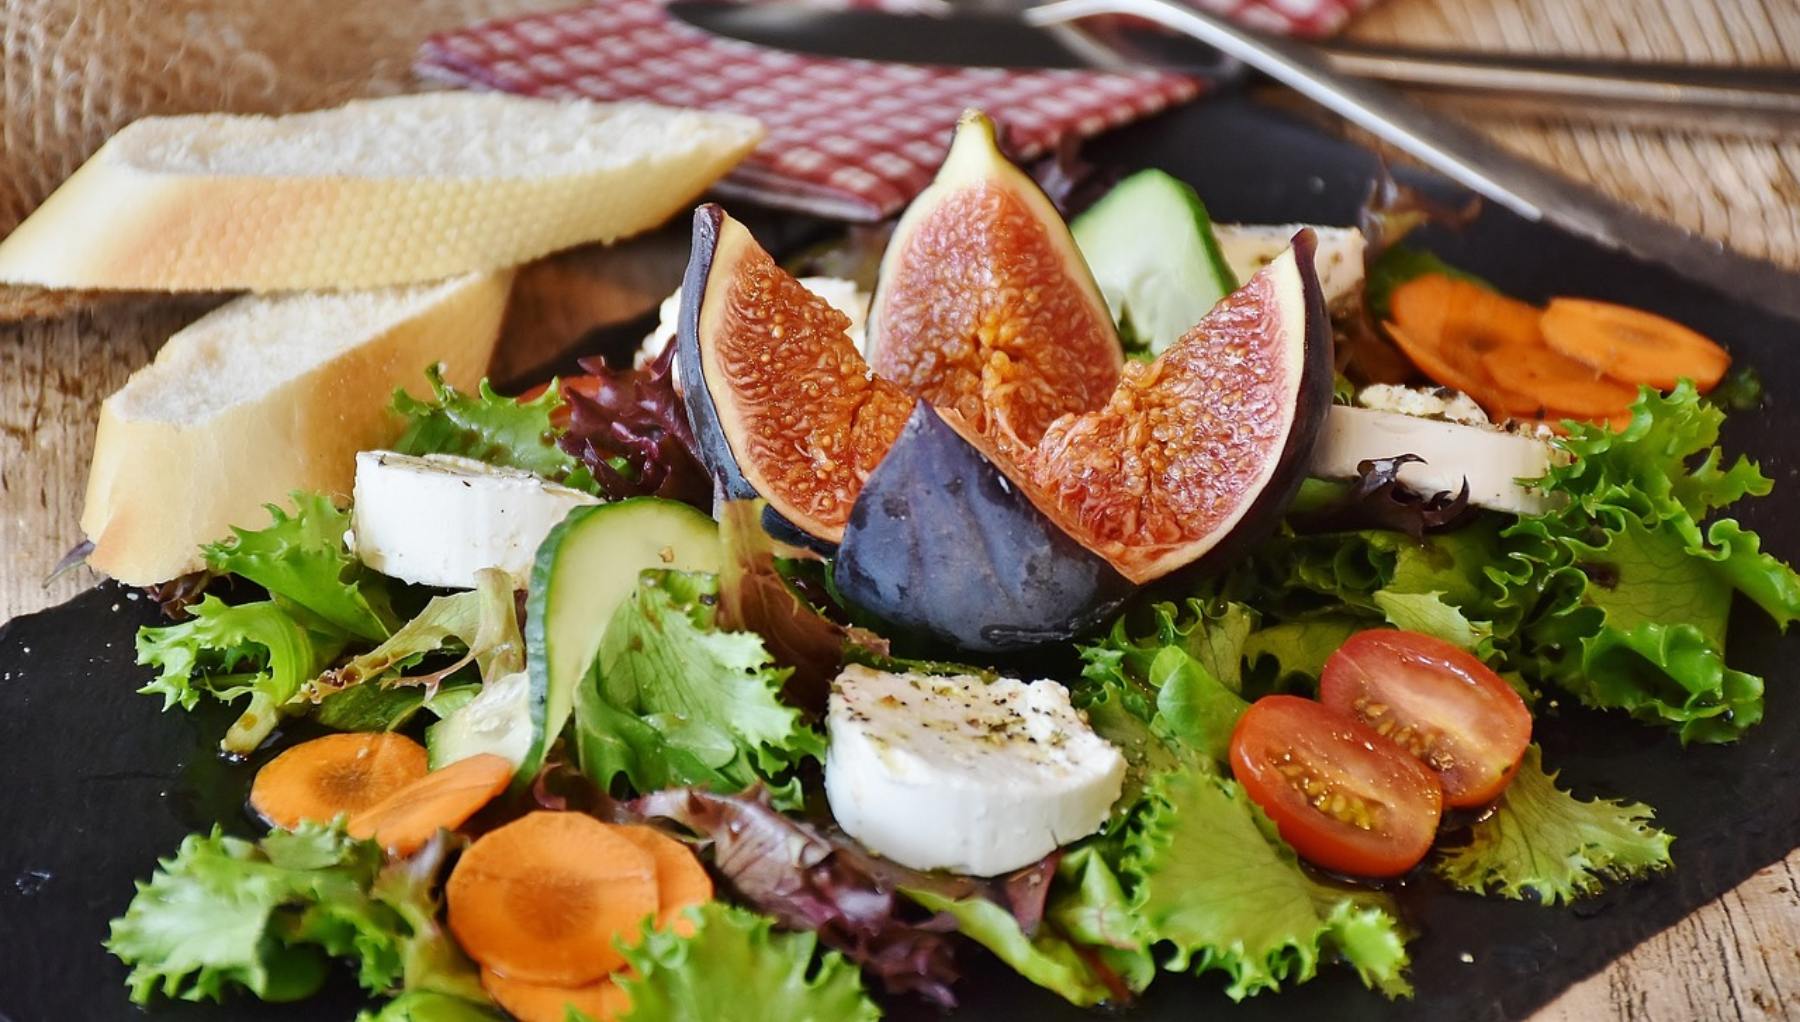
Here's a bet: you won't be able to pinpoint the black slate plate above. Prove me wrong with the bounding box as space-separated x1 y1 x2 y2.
4 95 1799 1022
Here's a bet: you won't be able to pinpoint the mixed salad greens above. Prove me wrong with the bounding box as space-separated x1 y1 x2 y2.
104 155 1800 1022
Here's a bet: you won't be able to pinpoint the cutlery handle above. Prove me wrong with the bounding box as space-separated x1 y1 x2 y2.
1314 42 1800 118
1024 0 1800 322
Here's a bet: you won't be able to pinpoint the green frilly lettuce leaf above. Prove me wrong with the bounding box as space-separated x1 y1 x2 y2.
304 566 525 703
140 491 411 751
108 823 485 1012
577 570 824 807
201 492 396 642
615 903 881 1022
1123 767 1412 1000
1196 386 1800 741
904 887 1120 1008
391 365 597 493
1435 745 1673 903
137 596 345 753
1504 385 1800 741
1073 603 1411 1000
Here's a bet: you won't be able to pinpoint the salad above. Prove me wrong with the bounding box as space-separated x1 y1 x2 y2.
105 110 1799 1022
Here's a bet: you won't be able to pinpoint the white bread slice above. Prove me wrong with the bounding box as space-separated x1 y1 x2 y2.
0 93 763 292
81 271 512 585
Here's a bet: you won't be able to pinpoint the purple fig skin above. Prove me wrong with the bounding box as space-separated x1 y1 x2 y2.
678 205 1330 642
834 403 1133 653
1177 227 1335 580
675 204 841 555
675 204 764 509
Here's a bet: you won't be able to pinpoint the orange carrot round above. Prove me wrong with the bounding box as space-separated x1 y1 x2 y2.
346 753 514 857
615 825 713 934
447 811 658 986
1388 274 1543 357
248 732 427 830
1540 297 1730 391
480 968 631 1022
1478 345 1640 418
1384 321 1533 417
1384 319 1490 396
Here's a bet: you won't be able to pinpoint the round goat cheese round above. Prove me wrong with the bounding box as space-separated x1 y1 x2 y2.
824 664 1126 877
1311 405 1561 516
1216 223 1366 310
351 450 601 590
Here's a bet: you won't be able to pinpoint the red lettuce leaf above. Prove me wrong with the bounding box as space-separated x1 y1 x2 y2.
1293 455 1477 539
559 343 712 508
717 501 889 715
631 785 1057 1008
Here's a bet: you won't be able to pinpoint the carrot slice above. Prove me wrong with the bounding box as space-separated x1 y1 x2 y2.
447 811 658 986
1386 274 1554 418
1540 297 1730 391
615 825 713 934
1478 345 1640 418
1383 318 1489 396
480 968 631 1022
1384 321 1535 418
1388 274 1543 358
248 732 427 830
346 753 514 856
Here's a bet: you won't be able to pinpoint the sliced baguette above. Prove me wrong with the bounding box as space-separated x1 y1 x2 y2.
81 271 512 585
0 93 763 292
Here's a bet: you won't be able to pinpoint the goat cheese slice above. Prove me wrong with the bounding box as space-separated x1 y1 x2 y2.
351 451 600 590
1216 223 1366 309
825 664 1126 877
1312 405 1561 516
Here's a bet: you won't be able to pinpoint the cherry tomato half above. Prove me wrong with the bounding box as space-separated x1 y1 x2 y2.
517 375 603 429
1320 629 1532 809
1229 695 1444 878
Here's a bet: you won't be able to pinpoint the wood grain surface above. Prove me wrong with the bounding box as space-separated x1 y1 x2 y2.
0 0 1796 1020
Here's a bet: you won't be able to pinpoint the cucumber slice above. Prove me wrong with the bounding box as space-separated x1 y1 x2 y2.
426 670 533 770
1072 169 1236 355
518 497 722 782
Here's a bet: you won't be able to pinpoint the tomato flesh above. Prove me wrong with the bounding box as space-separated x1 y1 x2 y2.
1229 695 1444 878
1320 629 1532 808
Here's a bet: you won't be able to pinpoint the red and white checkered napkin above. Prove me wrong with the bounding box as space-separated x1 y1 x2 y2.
417 0 1375 221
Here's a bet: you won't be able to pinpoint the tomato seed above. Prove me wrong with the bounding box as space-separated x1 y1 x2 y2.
1276 754 1381 831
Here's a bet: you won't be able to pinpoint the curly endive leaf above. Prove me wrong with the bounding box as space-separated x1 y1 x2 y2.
392 365 598 493
201 492 395 641
1435 745 1673 904
1123 767 1412 1000
579 571 824 808
616 903 880 1022
106 822 389 1005
137 596 344 754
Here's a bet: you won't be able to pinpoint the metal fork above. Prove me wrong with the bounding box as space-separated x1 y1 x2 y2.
1024 0 1800 321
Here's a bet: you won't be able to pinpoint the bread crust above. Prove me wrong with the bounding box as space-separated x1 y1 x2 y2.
80 271 513 585
0 97 762 291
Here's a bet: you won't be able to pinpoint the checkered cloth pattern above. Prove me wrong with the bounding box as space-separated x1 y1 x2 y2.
417 0 1375 221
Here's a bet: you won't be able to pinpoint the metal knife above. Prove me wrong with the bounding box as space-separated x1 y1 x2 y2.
669 0 1800 321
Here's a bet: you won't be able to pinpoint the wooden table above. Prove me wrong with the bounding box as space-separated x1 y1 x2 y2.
1 0 1796 1018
